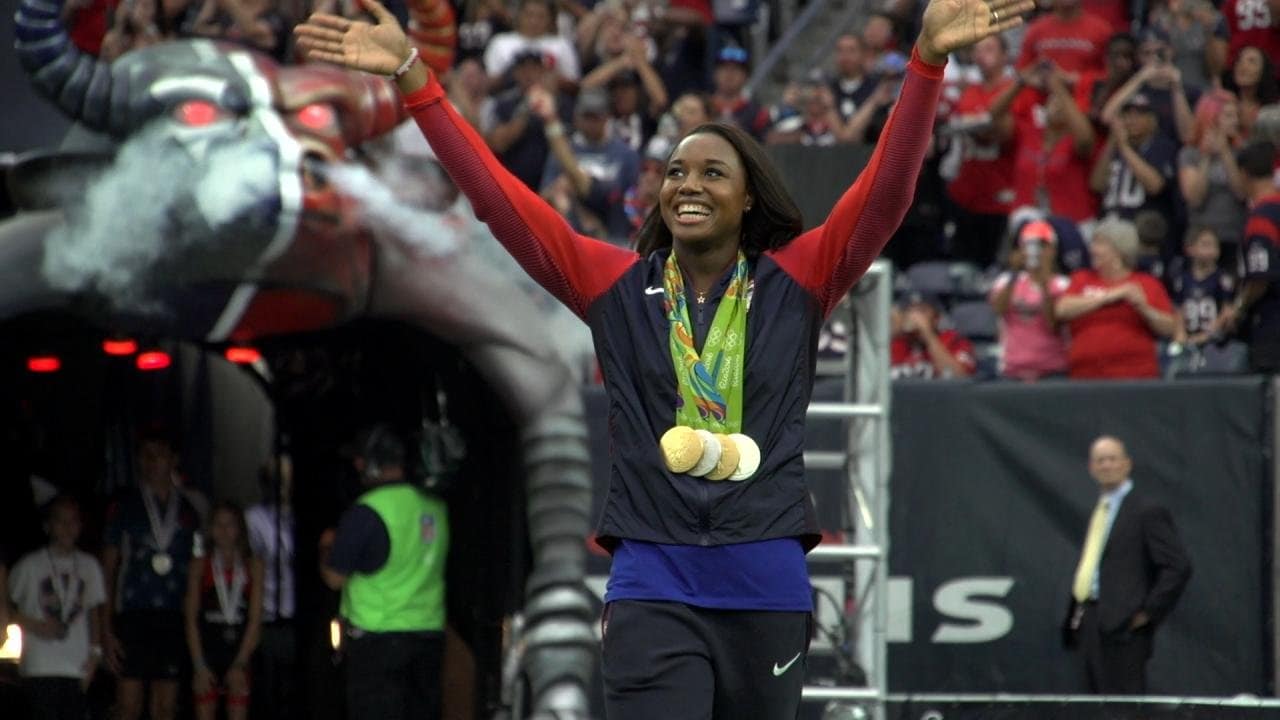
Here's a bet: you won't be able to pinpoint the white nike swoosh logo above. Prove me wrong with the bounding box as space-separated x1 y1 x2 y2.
772 651 802 676
644 286 664 295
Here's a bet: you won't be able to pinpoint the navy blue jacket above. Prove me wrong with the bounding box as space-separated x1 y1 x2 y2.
405 48 947 552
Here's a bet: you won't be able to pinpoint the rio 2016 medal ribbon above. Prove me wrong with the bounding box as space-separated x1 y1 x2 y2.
660 426 702 473
727 433 761 481
705 434 740 481
687 429 722 477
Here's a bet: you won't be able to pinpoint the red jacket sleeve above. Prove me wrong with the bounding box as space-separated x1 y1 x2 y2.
767 46 945 318
401 79 638 319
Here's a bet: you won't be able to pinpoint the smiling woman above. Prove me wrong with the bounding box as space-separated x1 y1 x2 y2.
641 125 801 267
294 0 1035 716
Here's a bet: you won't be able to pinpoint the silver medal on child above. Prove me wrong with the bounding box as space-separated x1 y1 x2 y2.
142 485 180 576
151 552 173 576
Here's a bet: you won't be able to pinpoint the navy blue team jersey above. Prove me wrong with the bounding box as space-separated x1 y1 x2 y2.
1169 266 1236 336
1243 193 1280 339
1100 133 1179 227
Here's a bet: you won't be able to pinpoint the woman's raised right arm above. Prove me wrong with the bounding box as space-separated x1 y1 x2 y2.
401 77 637 318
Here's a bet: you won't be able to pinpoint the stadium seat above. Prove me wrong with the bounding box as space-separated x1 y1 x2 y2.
950 301 999 342
1169 341 1249 377
904 261 953 297
971 341 1001 380
903 261 989 303
948 261 987 298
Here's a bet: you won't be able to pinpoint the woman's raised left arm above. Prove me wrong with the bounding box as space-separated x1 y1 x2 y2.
769 0 1034 316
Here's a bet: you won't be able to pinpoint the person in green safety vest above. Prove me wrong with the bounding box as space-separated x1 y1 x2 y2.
319 424 450 720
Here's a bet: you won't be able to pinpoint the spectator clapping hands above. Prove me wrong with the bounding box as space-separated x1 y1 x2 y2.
527 84 557 121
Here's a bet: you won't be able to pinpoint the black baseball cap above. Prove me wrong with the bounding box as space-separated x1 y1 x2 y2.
900 290 943 310
1122 93 1155 113
608 70 640 89
513 48 546 67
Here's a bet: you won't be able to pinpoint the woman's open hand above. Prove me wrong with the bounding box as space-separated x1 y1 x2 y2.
918 0 1037 65
294 0 411 76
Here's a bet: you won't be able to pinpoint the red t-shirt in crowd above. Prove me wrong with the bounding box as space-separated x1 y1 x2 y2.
668 0 714 25
1222 0 1280 69
1016 11 1114 76
67 0 117 55
1010 91 1099 222
1064 270 1173 379
947 78 1017 215
1082 0 1131 35
891 330 976 379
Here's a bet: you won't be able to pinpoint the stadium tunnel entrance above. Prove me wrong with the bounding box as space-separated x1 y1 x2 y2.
0 310 531 719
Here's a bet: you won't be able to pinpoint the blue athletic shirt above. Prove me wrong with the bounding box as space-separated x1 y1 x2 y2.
605 539 814 611
602 274 815 612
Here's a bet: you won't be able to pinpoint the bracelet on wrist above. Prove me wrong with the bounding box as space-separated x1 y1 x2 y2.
390 46 420 80
545 121 565 138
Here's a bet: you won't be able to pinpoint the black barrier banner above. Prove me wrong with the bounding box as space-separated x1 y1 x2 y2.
885 378 1270 695
887 698 1280 720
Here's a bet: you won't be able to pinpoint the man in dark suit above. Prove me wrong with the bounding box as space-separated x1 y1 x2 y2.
1062 435 1191 694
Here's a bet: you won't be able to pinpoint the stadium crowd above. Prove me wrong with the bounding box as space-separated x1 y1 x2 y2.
817 0 1280 382
48 0 1280 382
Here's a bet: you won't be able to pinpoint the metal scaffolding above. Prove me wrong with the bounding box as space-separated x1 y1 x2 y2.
803 260 893 720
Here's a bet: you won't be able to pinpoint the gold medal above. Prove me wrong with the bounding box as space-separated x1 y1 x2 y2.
688 429 722 477
706 434 740 481
727 433 761 482
660 426 702 473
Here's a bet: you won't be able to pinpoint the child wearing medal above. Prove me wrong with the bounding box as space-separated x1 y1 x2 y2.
7 496 107 720
184 502 264 720
102 431 201 720
295 0 1032 714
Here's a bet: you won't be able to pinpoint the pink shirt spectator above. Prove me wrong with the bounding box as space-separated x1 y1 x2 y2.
990 271 1070 379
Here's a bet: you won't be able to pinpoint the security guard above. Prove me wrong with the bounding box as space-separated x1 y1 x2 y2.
320 425 450 720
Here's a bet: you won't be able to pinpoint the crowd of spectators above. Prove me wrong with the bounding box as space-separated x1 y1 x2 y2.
61 0 292 61
870 0 1280 381
53 0 1280 381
